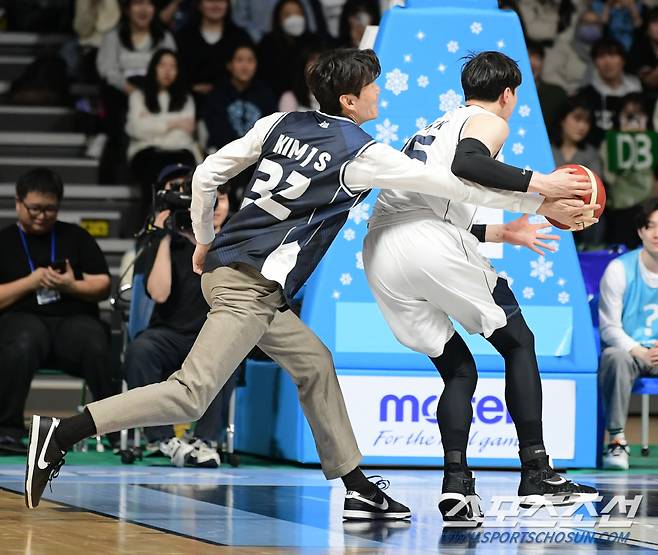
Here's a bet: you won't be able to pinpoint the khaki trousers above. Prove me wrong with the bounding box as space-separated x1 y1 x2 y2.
87 264 361 479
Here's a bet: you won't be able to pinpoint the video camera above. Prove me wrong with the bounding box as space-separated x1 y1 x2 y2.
150 164 193 234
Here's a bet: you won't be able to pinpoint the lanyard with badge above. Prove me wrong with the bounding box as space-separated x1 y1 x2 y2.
17 224 61 305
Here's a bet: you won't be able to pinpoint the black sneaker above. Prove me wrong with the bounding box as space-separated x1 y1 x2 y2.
439 469 484 527
24 415 66 509
343 476 411 520
518 445 598 508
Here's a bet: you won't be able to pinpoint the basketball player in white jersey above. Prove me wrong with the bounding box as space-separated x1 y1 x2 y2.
363 51 599 525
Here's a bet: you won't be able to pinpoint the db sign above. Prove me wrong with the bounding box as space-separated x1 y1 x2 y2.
607 131 658 173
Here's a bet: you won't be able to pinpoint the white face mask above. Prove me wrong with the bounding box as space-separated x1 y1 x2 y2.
282 14 305 37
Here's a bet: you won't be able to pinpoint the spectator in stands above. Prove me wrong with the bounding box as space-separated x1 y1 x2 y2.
528 40 568 129
599 197 658 470
628 7 658 102
257 0 323 96
176 0 251 113
543 9 603 95
233 0 328 43
577 37 642 146
278 41 324 111
518 0 576 46
0 169 114 455
97 0 176 183
337 0 379 47
592 0 644 52
603 93 653 248
126 48 201 209
123 165 230 467
550 96 606 249
205 43 277 152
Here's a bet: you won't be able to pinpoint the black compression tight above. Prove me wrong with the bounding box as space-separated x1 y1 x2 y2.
430 313 544 456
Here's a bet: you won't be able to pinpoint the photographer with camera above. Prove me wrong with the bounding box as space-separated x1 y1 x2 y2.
122 164 230 467
0 168 114 455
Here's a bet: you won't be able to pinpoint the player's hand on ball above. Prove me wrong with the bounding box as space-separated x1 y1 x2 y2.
503 215 560 256
192 243 211 275
537 197 600 229
529 167 592 198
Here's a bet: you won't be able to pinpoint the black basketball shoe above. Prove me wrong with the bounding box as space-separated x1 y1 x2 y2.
343 476 412 520
25 415 66 509
518 445 598 508
439 470 484 526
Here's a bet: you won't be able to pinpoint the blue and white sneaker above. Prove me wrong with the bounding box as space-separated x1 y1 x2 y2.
24 415 66 509
343 476 411 520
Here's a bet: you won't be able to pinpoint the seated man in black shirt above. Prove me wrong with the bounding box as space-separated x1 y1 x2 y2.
0 168 113 454
123 165 230 468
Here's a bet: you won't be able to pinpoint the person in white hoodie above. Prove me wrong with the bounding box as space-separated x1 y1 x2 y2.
577 37 642 146
126 48 202 210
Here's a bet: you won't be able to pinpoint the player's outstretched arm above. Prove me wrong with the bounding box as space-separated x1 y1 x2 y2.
472 215 560 256
454 114 591 198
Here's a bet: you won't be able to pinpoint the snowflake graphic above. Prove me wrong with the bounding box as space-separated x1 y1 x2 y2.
356 251 364 270
530 256 554 283
375 118 399 144
512 142 524 155
524 165 532 171
548 241 560 253
558 291 570 304
513 244 522 250
557 278 567 287
518 104 531 117
417 75 429 88
470 21 483 34
438 63 447 73
447 40 459 53
340 273 353 286
497 39 506 48
332 290 341 300
499 271 514 287
523 287 535 300
529 215 548 225
416 30 425 40
380 100 389 109
518 128 526 137
385 68 409 96
348 203 370 225
404 54 412 63
439 89 463 113
343 228 356 241
416 117 427 129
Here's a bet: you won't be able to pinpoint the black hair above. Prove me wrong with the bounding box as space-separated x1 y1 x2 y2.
16 168 64 201
526 39 545 59
636 197 658 230
118 0 165 51
620 92 648 114
271 0 307 40
591 37 626 60
306 48 380 116
647 7 658 24
550 95 592 148
461 51 522 102
226 40 257 63
142 49 188 113
338 0 380 47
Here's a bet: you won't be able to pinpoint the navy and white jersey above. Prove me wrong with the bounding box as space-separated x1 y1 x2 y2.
191 111 543 303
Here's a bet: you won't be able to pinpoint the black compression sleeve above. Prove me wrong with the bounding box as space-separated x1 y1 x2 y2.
470 224 487 242
451 137 533 192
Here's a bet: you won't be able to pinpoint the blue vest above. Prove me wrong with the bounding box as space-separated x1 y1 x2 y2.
620 248 658 347
206 111 374 303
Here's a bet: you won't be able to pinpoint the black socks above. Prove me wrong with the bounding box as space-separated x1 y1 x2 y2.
444 450 471 475
54 408 97 452
341 467 378 496
519 444 549 469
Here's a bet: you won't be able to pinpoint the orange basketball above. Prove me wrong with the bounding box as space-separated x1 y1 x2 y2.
545 164 606 231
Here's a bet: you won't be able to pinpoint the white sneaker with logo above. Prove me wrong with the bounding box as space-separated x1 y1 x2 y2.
159 437 194 467
189 439 221 468
603 442 630 470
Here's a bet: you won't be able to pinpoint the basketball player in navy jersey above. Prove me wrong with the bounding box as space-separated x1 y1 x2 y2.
26 49 595 520
363 51 599 525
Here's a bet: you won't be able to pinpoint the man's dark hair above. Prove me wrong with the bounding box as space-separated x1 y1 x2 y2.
16 168 64 201
526 40 545 59
636 197 658 230
461 51 522 102
591 37 625 61
306 48 381 116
